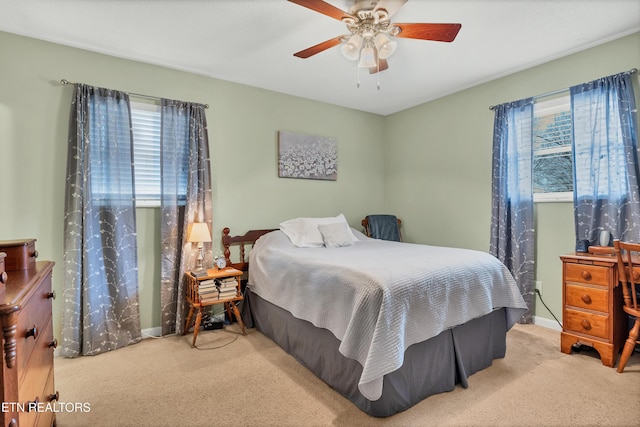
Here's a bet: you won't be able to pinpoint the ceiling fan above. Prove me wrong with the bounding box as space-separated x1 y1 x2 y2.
288 0 462 75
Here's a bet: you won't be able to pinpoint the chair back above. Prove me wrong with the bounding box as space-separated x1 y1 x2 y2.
362 215 402 242
613 239 640 314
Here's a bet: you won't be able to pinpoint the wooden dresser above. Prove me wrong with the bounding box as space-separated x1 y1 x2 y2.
0 261 57 426
560 252 627 367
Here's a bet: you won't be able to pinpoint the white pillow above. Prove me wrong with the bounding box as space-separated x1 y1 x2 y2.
279 214 358 248
318 222 355 248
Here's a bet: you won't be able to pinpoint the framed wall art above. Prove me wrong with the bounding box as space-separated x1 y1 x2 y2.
277 130 337 181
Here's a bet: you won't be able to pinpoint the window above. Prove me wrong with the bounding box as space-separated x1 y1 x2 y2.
89 100 188 207
533 94 573 202
130 100 189 206
130 101 162 206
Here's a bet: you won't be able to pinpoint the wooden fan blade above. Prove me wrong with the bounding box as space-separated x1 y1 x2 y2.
293 35 343 59
287 0 353 21
373 0 408 18
394 23 462 42
369 58 389 74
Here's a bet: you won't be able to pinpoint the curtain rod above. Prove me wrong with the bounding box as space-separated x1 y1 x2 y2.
59 79 209 109
488 67 638 110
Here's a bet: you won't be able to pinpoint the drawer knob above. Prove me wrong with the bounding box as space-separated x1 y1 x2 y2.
47 290 56 299
25 325 38 340
581 319 592 330
581 294 592 304
49 338 58 349
0 271 7 284
49 391 60 402
32 250 39 259
581 271 592 280
26 397 39 412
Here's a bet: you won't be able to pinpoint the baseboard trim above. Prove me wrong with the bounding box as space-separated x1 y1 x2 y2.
533 315 562 331
54 327 164 358
141 327 162 338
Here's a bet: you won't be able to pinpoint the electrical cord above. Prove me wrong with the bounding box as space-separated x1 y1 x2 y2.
194 332 239 350
141 330 165 339
535 288 563 330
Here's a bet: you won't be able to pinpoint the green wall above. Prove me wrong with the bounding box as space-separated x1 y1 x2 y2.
386 32 640 328
1 30 638 339
0 31 386 337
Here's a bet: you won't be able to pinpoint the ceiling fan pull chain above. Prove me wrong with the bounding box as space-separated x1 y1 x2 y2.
357 64 361 88
377 57 381 90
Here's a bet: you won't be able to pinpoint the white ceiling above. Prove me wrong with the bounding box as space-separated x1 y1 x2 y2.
1 0 639 115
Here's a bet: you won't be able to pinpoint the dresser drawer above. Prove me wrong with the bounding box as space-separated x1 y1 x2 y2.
19 317 55 393
0 239 38 272
564 308 609 340
36 367 57 427
565 283 609 312
18 319 54 400
17 364 55 427
564 263 610 286
16 273 54 382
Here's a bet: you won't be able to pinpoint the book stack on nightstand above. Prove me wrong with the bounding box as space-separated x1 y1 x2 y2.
197 278 218 302
216 277 238 300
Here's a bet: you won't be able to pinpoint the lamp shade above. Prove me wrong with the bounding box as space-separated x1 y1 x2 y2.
374 33 397 59
188 222 211 243
358 46 377 68
341 34 362 61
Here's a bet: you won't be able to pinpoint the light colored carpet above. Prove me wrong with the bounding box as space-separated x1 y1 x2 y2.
54 323 640 427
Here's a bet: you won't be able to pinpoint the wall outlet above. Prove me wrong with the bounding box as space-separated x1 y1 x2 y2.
535 280 543 295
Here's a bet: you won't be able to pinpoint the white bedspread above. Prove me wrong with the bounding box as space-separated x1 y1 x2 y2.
248 230 527 401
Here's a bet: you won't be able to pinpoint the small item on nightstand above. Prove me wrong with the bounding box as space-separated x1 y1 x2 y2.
192 270 209 278
575 239 590 253
201 313 224 330
215 256 226 269
599 230 612 247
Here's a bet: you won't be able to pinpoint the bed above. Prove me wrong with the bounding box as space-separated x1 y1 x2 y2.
224 216 527 417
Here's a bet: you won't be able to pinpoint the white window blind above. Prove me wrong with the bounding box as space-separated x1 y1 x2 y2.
130 101 162 206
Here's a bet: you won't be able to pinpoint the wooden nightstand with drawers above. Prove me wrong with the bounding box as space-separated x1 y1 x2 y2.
560 253 627 367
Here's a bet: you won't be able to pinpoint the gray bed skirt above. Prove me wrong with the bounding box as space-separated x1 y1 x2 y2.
244 288 508 417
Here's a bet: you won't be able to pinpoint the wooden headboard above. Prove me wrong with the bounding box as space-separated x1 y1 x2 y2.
222 227 276 274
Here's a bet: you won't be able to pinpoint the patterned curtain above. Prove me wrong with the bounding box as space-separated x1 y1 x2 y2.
61 84 141 356
160 100 212 336
490 98 535 323
571 72 640 243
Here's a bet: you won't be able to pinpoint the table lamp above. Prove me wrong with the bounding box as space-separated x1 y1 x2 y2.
188 222 212 272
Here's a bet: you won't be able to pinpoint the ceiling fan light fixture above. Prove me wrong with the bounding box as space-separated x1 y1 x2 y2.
358 46 377 68
341 34 363 60
374 33 397 59
288 0 462 87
